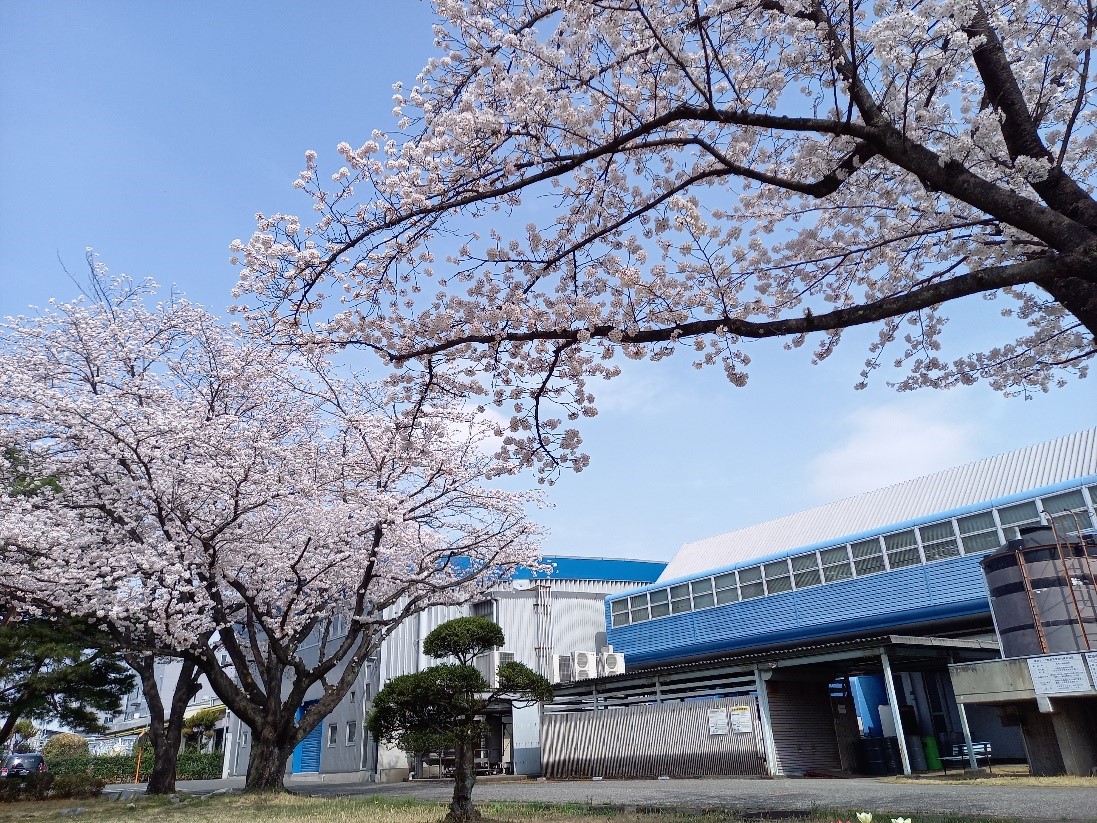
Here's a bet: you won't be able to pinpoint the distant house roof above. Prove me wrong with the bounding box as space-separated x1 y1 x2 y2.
514 555 667 583
659 427 1097 582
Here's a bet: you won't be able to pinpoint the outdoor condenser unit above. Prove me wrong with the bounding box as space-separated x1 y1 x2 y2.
552 654 575 684
598 651 626 677
571 650 596 679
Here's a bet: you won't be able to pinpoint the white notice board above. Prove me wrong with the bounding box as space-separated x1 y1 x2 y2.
1085 652 1097 682
707 707 729 735
729 705 752 734
1027 653 1094 695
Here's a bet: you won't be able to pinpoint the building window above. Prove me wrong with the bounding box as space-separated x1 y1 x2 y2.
791 553 822 589
240 730 249 746
851 538 885 576
670 583 692 613
997 500 1041 539
956 511 1000 553
327 724 338 747
610 599 630 627
885 529 922 568
648 588 671 618
762 560 792 594
714 572 739 604
916 521 958 561
1041 489 1094 536
470 599 496 622
629 593 650 623
346 721 357 745
820 546 853 582
690 578 715 609
738 566 764 600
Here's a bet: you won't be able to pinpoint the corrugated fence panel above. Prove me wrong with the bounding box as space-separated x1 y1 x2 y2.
766 678 841 775
541 698 765 779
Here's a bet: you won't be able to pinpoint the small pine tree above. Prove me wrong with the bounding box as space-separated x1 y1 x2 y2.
369 617 552 823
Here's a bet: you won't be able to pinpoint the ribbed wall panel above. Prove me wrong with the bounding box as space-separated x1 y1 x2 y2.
661 428 1097 581
609 554 990 663
541 697 765 778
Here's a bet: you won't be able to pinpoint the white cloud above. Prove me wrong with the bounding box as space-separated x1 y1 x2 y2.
589 360 690 415
806 400 982 501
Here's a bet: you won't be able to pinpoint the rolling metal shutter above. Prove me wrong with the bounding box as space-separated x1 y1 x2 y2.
766 678 842 775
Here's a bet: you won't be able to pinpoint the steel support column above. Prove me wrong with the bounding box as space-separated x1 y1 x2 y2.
753 666 779 776
956 700 979 770
880 651 911 775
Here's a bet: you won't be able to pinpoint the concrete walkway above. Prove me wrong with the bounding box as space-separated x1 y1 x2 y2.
106 775 1097 822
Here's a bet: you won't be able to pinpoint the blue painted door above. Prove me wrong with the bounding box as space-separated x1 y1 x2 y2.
290 700 322 773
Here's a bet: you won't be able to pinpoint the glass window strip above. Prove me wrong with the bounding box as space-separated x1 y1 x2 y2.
608 488 1092 628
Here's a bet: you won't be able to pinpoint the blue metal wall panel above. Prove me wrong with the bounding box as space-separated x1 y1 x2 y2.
607 554 992 666
291 701 322 773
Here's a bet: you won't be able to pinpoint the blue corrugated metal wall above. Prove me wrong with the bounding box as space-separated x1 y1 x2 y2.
606 553 990 665
291 701 322 773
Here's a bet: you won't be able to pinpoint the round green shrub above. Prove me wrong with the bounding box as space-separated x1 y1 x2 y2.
42 733 89 759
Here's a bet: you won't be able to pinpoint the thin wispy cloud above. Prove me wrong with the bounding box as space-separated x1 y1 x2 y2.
807 401 982 502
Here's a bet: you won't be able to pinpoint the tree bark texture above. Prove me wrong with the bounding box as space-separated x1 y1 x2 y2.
128 655 203 795
446 733 481 823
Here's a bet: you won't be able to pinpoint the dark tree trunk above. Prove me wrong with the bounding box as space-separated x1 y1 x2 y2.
244 718 295 792
1042 276 1097 338
127 655 203 795
446 734 480 823
145 716 184 794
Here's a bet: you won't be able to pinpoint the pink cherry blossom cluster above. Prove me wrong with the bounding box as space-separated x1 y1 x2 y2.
0 273 545 782
231 0 1097 478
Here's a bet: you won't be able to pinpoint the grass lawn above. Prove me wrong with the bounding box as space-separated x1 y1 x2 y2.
0 793 1031 823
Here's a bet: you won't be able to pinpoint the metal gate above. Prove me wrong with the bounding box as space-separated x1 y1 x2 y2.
541 697 765 778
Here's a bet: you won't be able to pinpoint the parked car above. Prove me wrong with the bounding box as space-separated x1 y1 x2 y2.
1 753 47 778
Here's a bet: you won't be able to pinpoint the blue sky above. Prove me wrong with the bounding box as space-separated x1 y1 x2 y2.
2 2 1093 563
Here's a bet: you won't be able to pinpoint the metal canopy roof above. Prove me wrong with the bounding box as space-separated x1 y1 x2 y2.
547 635 1001 712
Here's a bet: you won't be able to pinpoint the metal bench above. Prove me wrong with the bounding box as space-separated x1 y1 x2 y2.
940 741 992 773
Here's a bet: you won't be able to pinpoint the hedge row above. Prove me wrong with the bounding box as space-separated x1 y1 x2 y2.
48 750 223 782
0 774 107 803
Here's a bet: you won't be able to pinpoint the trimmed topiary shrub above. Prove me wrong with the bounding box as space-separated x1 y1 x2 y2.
175 750 223 780
21 772 55 800
48 750 221 782
42 733 89 760
50 775 107 799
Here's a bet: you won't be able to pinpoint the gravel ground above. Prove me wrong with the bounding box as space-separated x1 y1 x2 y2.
106 775 1097 822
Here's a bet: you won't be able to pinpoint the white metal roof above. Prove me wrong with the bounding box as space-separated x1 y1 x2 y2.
659 427 1097 582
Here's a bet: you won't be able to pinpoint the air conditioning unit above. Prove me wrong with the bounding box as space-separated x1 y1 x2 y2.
571 650 596 680
598 652 625 677
474 650 515 688
552 654 574 684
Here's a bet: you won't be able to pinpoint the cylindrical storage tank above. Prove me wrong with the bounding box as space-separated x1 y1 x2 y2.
982 526 1097 657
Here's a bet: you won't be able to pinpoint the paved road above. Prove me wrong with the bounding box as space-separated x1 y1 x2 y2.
107 775 1097 822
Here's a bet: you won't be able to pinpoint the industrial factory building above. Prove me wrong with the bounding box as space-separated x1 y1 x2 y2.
544 428 1097 779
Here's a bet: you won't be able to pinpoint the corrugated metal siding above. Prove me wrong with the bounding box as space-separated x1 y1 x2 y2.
661 428 1097 581
541 697 765 778
767 679 841 775
608 554 989 664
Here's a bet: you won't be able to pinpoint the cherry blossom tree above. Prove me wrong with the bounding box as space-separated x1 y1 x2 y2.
0 276 543 790
233 0 1097 477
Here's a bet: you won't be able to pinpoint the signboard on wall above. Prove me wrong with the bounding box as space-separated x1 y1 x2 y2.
729 705 753 734
1027 653 1094 695
707 707 729 735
